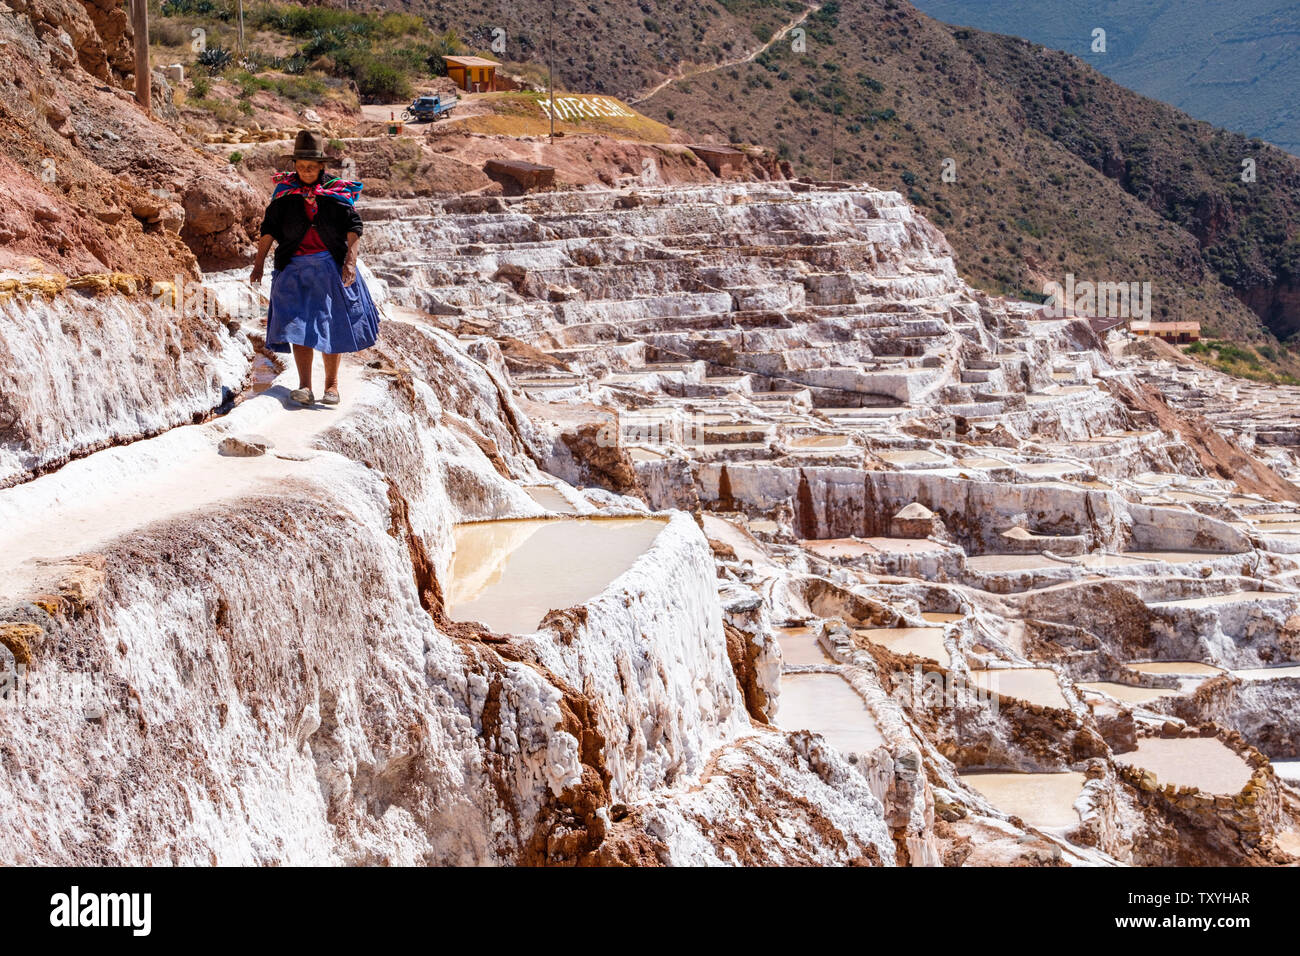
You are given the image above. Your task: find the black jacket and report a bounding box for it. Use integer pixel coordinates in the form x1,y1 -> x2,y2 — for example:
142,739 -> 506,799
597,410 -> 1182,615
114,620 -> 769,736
259,188 -> 363,273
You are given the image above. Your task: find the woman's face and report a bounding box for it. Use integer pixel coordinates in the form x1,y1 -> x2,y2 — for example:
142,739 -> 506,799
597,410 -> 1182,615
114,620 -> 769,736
295,160 -> 325,184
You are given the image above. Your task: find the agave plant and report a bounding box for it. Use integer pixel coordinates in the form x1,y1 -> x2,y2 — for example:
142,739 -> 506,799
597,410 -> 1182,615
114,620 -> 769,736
196,45 -> 234,71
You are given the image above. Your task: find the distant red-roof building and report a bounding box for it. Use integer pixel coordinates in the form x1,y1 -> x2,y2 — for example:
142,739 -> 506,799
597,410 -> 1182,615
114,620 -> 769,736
1130,320 -> 1200,344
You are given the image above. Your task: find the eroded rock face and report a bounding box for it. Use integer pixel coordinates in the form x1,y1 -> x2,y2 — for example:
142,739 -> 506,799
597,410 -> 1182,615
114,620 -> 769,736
0,0 -> 263,276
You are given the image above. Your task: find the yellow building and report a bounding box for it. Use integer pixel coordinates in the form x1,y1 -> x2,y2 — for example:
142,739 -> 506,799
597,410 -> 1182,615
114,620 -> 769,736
444,56 -> 501,92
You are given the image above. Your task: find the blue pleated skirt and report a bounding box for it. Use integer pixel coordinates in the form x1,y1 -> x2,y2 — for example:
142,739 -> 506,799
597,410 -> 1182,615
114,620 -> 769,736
266,251 -> 380,354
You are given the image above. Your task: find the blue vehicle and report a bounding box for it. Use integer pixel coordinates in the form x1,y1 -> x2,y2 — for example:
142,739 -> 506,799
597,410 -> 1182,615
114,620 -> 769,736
402,95 -> 458,122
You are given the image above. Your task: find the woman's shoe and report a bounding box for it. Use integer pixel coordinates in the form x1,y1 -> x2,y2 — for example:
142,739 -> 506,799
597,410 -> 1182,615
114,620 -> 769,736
290,387 -> 315,405
321,388 -> 341,406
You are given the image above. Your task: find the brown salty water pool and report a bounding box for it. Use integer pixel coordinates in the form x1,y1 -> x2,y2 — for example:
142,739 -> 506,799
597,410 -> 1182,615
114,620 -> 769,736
448,517 -> 668,634
777,672 -> 886,758
969,668 -> 1069,709
773,625 -> 833,666
1077,682 -> 1181,705
959,771 -> 1087,829
856,626 -> 950,666
1114,737 -> 1253,794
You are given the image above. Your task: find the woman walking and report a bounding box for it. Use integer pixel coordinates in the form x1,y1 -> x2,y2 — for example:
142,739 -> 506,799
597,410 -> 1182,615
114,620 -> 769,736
250,130 -> 380,406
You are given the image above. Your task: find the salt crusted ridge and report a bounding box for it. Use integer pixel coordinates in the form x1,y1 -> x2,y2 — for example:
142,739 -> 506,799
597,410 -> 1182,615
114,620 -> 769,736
2,180 -> 1299,865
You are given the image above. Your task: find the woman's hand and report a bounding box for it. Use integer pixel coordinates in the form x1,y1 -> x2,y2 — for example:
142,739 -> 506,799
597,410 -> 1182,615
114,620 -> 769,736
250,262 -> 264,283
341,259 -> 357,287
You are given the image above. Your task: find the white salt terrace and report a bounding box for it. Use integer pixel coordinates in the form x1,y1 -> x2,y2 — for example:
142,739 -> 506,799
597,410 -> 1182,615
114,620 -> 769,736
1149,590 -> 1294,610
960,772 -> 1087,829
447,517 -> 668,634
1114,737 -> 1254,794
1077,682 -> 1182,705
0,359 -> 371,605
356,183 -> 1300,861
777,672 -> 886,759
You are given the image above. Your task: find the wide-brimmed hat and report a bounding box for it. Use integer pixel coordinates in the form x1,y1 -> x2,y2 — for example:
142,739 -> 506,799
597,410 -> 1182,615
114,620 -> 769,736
280,129 -> 336,165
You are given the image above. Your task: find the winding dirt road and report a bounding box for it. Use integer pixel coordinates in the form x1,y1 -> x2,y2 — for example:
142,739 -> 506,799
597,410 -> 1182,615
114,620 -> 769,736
630,2 -> 822,106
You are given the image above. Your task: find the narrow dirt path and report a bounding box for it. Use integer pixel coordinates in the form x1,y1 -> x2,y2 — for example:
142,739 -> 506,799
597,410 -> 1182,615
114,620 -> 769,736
629,2 -> 822,106
0,358 -> 373,605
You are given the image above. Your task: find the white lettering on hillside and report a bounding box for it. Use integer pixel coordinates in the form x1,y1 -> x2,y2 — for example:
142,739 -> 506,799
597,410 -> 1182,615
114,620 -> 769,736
538,96 -> 635,121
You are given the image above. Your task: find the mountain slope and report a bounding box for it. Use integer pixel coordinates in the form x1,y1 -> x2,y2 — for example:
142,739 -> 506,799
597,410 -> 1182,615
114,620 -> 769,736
910,0 -> 1300,155
635,0 -> 1300,347
353,0 -> 812,99
334,0 -> 1300,353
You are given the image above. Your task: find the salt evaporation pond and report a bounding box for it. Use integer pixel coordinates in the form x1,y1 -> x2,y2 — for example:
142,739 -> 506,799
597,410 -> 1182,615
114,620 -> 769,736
921,612 -> 964,623
960,772 -> 1087,828
1077,682 -> 1181,704
969,668 -> 1069,709
878,449 -> 946,465
856,626 -> 950,666
1272,760 -> 1300,784
965,554 -> 1071,572
1122,551 -> 1229,564
778,673 -> 885,758
448,517 -> 667,634
1115,737 -> 1253,794
1151,590 -> 1291,609
523,486 -> 577,514
788,434 -> 852,449
1076,553 -> 1146,569
1128,661 -> 1224,677
773,625 -> 832,666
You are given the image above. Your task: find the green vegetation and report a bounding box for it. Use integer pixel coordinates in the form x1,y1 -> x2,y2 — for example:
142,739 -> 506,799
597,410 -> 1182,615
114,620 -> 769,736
196,45 -> 233,71
159,1 -> 468,102
1184,340 -> 1300,385
231,69 -> 327,104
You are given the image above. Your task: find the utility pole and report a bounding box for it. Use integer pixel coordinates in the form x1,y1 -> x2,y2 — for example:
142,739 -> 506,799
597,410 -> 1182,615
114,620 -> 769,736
829,103 -> 835,180
132,0 -> 150,114
547,0 -> 556,141
237,0 -> 245,58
